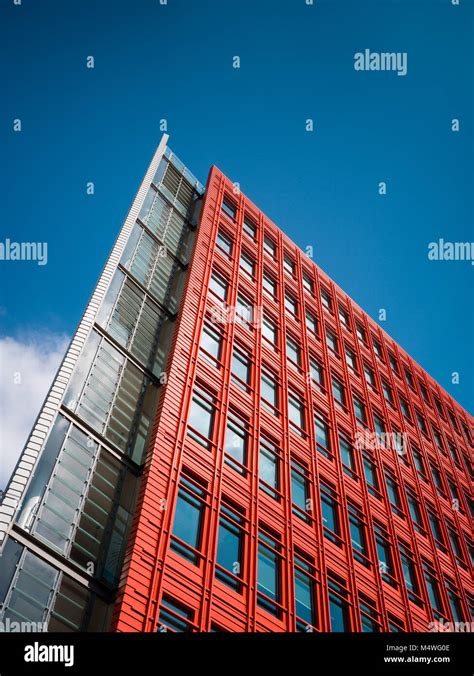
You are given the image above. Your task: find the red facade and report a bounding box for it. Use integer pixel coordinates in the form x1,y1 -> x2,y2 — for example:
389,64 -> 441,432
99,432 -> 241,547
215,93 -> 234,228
112,166 -> 473,633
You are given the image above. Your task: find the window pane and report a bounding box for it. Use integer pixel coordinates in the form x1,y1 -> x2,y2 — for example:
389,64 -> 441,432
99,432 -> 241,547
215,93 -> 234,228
329,594 -> 348,631
216,512 -> 243,590
216,231 -> 232,256
231,349 -> 250,386
224,417 -> 247,469
209,274 -> 227,301
259,441 -> 279,495
159,597 -> 193,632
261,372 -> 277,409
291,463 -> 308,514
257,539 -> 280,607
188,390 -> 214,446
200,324 -> 221,362
295,567 -> 314,625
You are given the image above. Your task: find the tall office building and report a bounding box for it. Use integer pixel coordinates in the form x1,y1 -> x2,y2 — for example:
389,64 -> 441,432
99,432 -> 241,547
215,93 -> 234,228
0,136 -> 472,633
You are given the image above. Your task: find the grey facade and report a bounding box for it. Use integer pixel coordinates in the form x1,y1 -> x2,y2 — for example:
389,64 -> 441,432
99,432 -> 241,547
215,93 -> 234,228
0,135 -> 203,631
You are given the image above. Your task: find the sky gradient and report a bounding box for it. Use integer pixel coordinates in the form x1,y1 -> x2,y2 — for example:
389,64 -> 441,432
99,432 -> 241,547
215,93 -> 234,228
1,0 -> 473,413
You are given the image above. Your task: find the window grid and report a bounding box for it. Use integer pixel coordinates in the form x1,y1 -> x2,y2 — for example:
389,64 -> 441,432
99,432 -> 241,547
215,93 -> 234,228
131,176 -> 472,634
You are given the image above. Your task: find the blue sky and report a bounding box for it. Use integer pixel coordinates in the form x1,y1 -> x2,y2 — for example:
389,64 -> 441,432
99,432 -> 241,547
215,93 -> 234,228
1,0 -> 473,413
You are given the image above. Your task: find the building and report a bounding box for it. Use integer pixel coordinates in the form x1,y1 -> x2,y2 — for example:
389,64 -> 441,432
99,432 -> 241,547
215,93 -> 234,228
0,135 -> 472,633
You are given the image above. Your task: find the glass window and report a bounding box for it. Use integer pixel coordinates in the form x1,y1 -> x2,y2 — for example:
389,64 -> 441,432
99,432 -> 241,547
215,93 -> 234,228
187,386 -> 215,447
385,473 -> 401,511
416,411 -> 427,435
445,581 -> 464,622
328,577 -> 349,631
448,409 -> 459,432
285,293 -> 298,316
430,463 -> 444,493
345,347 -> 357,371
374,525 -> 394,583
286,336 -> 300,366
364,364 -> 376,387
321,288 -> 332,311
158,597 -> 194,632
339,435 -> 355,473
306,312 -> 318,335
222,197 -> 236,220
382,381 -> 393,404
170,475 -> 206,564
315,416 -> 332,457
302,273 -> 313,293
356,323 -> 366,344
243,216 -> 256,239
412,446 -> 426,478
224,414 -> 248,472
432,427 -> 444,451
216,503 -> 245,591
284,255 -> 295,275
339,306 -> 349,327
291,459 -> 311,521
434,396 -> 444,418
262,315 -> 277,346
374,414 -> 386,441
200,323 -> 222,364
216,230 -> 232,257
389,353 -> 399,374
353,396 -> 367,424
261,370 -> 278,411
448,479 -> 460,505
236,294 -> 253,325
406,491 -> 424,531
288,393 -> 305,433
449,443 -> 460,466
326,329 -> 338,354
263,272 -> 277,297
423,564 -> 443,615
428,510 -> 444,546
348,503 -> 368,563
399,545 -> 420,601
309,357 -> 324,388
294,553 -> 316,629
0,539 -> 23,606
320,484 -> 340,543
263,235 -> 276,257
419,382 -> 430,404
257,530 -> 281,616
359,598 -> 379,632
332,377 -> 346,409
372,338 -> 383,361
447,525 -> 464,561
240,252 -> 254,277
259,437 -> 280,498
363,454 -> 379,495
405,369 -> 414,389
400,396 -> 411,420
388,615 -> 405,632
231,347 -> 251,388
461,422 -> 472,446
209,273 -> 228,302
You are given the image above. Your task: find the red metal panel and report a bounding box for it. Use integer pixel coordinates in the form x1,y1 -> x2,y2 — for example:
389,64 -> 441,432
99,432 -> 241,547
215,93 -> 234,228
112,165 -> 473,633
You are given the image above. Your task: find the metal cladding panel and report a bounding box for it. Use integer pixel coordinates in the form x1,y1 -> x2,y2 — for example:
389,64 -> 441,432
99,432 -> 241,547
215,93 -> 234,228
113,165 -> 472,633
0,135 -> 169,549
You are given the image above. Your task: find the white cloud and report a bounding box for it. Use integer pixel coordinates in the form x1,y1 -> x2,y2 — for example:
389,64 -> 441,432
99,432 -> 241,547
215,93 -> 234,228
0,332 -> 69,491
